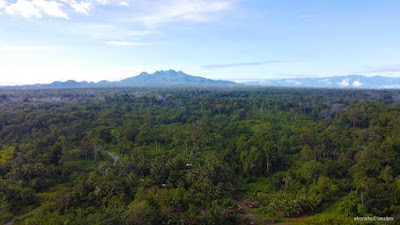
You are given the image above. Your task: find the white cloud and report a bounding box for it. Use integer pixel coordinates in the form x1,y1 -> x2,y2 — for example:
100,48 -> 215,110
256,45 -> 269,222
338,79 -> 349,87
119,1 -> 127,6
0,0 -> 6,8
3,0 -> 95,18
104,41 -> 148,46
5,0 -> 42,18
68,0 -> 91,15
139,0 -> 234,27
5,0 -> 68,19
1,0 -> 235,27
95,0 -> 108,5
0,0 -> 6,15
33,0 -> 68,18
352,80 -> 363,87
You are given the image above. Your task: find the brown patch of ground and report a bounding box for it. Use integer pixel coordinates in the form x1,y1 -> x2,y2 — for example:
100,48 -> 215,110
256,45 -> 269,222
232,198 -> 309,225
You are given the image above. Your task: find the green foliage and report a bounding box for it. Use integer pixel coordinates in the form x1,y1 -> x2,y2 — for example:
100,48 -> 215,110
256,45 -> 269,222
125,200 -> 160,225
301,214 -> 358,225
0,87 -> 399,224
0,194 -> 12,224
0,145 -> 14,164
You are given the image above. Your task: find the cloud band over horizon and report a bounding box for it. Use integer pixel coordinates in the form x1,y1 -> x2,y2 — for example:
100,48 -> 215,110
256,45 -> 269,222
201,60 -> 296,69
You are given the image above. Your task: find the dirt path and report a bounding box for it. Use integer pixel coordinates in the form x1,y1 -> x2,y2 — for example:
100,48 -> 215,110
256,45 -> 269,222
4,219 -> 14,225
4,207 -> 41,225
102,150 -> 120,165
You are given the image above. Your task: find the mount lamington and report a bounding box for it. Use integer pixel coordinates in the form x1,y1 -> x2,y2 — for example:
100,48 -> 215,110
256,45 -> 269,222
116,70 -> 236,86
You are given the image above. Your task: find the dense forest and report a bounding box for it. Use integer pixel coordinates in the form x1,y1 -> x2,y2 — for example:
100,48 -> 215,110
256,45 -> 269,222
0,87 -> 399,225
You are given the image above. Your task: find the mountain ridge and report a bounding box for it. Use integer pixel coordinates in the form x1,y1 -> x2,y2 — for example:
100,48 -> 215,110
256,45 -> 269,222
0,70 -> 237,89
3,72 -> 400,89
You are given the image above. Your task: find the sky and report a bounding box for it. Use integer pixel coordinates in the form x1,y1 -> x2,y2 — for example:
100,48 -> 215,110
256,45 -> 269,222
1,0 -> 400,85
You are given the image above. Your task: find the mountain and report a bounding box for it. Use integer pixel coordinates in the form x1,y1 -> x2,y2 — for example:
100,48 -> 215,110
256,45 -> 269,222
0,70 -> 236,89
244,75 -> 400,89
117,70 -> 236,86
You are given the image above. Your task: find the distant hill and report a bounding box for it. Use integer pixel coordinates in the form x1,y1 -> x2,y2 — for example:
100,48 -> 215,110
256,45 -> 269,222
48,80 -> 95,88
244,75 -> 400,89
0,70 -> 236,89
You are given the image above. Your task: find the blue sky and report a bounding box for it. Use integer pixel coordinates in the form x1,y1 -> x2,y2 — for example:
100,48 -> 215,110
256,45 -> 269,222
0,0 -> 400,85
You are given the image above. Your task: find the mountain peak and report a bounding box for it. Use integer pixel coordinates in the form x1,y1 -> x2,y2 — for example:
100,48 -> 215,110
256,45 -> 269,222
137,70 -> 184,76
153,69 -> 181,75
138,72 -> 150,76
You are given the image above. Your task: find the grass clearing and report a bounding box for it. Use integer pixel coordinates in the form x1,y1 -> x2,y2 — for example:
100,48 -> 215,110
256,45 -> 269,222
0,145 -> 14,164
297,196 -> 357,225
